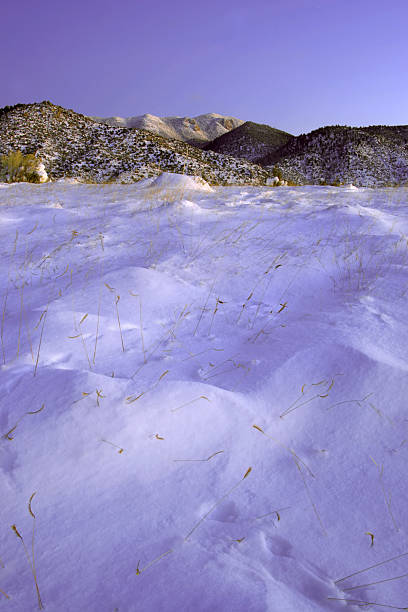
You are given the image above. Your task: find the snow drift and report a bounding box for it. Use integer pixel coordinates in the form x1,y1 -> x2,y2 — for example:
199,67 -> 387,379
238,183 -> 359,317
1,178 -> 408,611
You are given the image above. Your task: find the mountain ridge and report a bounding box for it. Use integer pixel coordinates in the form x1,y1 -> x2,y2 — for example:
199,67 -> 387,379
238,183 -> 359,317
0,101 -> 271,185
258,124 -> 408,186
90,112 -> 244,147
204,121 -> 294,162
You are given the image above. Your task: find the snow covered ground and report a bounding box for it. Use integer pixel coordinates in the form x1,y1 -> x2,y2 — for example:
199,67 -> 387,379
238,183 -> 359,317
1,175 -> 408,611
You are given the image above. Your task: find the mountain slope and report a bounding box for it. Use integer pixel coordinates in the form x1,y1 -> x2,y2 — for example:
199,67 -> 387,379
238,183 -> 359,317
258,125 -> 408,186
204,121 -> 294,162
90,112 -> 244,147
0,102 -> 271,185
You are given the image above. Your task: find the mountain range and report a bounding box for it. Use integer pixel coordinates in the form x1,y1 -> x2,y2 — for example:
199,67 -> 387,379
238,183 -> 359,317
90,112 -> 244,147
1,101 -> 407,186
0,102 -> 270,185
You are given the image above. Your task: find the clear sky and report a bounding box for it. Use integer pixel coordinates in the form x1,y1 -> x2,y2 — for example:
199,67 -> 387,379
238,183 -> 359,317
1,0 -> 407,135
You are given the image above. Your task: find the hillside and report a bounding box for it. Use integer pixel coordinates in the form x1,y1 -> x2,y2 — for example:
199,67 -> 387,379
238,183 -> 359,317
90,112 -> 244,147
258,125 -> 408,186
0,102 -> 272,185
204,121 -> 294,162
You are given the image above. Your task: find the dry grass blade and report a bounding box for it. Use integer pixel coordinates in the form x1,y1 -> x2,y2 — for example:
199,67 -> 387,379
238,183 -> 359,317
173,450 -> 224,462
252,425 -> 314,477
193,278 -> 217,337
33,310 -> 47,331
327,598 -> 408,610
370,459 -> 399,532
26,404 -> 45,416
115,295 -> 125,352
0,588 -> 10,599
55,263 -> 69,278
334,551 -> 408,584
184,467 -> 252,541
11,524 -> 22,540
365,531 -> 375,547
71,305 -> 92,370
4,403 -> 44,440
293,457 -> 326,535
171,395 -> 210,413
280,393 -> 323,418
139,299 -> 147,363
208,297 -> 225,336
136,549 -> 173,575
21,288 -> 34,363
327,392 -> 373,412
253,506 -> 291,521
16,283 -> 24,358
28,492 -> 37,518
344,571 -> 408,592
28,493 -> 43,610
280,377 -> 337,418
253,423 -> 323,531
11,494 -> 43,609
126,392 -> 145,403
4,424 -> 18,440
96,389 -> 105,407
34,305 -> 48,377
101,439 -> 124,454
93,283 -> 102,365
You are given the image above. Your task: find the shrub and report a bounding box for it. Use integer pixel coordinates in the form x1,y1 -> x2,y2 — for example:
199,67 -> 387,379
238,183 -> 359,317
272,165 -> 283,180
0,151 -> 47,183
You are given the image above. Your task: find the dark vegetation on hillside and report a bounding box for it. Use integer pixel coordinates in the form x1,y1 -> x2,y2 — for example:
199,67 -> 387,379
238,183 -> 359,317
204,121 -> 294,162
0,101 -> 273,185
257,124 -> 408,186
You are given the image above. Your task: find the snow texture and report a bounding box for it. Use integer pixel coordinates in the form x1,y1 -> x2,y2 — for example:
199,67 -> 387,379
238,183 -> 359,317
1,178 -> 408,611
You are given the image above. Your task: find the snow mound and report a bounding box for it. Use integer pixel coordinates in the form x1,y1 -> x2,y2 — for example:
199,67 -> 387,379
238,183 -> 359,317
55,177 -> 81,184
175,199 -> 205,213
150,172 -> 214,192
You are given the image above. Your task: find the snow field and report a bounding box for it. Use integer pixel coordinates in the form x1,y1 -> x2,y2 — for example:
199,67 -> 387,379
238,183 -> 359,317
1,178 -> 408,610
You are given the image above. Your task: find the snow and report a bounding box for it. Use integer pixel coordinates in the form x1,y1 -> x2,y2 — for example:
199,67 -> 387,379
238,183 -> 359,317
148,171 -> 214,193
1,178 -> 408,611
90,113 -> 244,145
35,163 -> 48,184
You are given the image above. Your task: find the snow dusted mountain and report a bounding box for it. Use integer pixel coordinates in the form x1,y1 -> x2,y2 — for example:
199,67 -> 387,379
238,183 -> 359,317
259,125 -> 408,186
204,121 -> 294,162
90,112 -> 244,147
0,102 -> 271,185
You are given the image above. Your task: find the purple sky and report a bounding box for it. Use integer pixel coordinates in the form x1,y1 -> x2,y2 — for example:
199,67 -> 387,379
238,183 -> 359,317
2,0 -> 407,135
